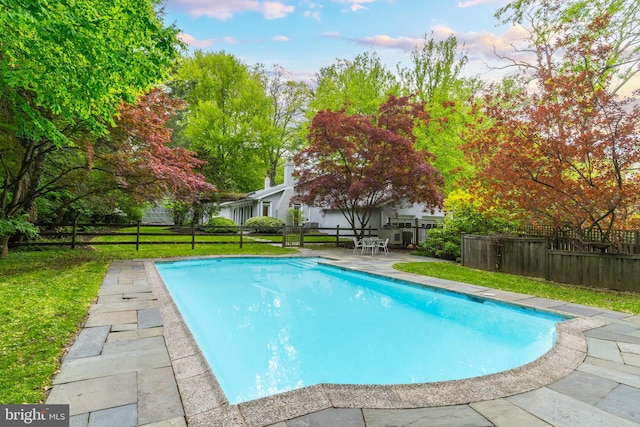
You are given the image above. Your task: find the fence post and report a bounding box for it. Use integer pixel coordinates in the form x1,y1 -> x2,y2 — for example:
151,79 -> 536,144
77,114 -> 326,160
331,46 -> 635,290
239,225 -> 243,248
71,218 -> 78,250
191,222 -> 195,250
368,226 -> 372,237
414,218 -> 419,246
136,220 -> 141,251
545,237 -> 551,281
335,225 -> 340,247
282,226 -> 286,248
299,225 -> 304,248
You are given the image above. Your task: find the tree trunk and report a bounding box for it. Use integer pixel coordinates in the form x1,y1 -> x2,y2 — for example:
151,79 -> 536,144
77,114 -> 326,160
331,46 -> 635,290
1,236 -> 9,258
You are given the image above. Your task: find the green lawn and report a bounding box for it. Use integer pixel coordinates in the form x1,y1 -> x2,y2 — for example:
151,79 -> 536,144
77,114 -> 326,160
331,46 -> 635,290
246,233 -> 350,244
0,234 -> 295,404
394,261 -> 640,315
0,249 -> 108,403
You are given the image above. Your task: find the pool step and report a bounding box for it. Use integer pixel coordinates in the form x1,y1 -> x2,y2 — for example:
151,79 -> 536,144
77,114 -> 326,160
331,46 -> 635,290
288,259 -> 318,269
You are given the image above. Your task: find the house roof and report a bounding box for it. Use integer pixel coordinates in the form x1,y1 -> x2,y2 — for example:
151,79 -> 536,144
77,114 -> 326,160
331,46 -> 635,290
219,183 -> 288,207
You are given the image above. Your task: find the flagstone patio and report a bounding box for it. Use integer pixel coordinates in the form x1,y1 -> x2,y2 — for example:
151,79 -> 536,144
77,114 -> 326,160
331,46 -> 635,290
47,249 -> 640,426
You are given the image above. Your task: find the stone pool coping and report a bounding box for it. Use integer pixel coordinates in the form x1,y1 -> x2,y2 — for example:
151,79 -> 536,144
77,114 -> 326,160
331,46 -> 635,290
146,254 -> 605,427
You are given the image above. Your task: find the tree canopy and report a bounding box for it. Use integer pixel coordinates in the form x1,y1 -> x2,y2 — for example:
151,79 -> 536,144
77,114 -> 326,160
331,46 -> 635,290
309,51 -> 399,117
171,51 -> 273,194
0,0 -> 190,256
398,33 -> 479,194
293,95 -> 444,238
0,0 -> 180,145
495,0 -> 640,95
261,66 -> 312,184
464,22 -> 640,244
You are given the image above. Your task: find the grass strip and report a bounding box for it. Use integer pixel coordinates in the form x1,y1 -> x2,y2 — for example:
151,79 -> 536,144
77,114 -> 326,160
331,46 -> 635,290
394,261 -> 640,315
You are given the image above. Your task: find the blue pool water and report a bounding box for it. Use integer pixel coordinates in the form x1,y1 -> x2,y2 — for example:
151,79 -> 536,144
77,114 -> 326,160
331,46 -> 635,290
155,257 -> 565,405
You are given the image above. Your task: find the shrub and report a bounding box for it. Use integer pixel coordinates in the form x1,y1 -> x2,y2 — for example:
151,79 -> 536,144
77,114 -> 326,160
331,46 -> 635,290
417,189 -> 512,262
287,208 -> 303,226
164,200 -> 189,225
419,227 -> 462,261
204,217 -> 238,234
245,216 -> 284,233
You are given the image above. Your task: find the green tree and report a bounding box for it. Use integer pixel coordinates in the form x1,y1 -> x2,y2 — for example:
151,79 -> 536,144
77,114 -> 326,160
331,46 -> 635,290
172,51 -> 272,194
419,190 -> 511,262
398,34 -> 479,194
261,66 -> 312,184
0,0 -> 182,256
398,33 -> 468,104
0,0 -> 179,146
309,51 -> 399,117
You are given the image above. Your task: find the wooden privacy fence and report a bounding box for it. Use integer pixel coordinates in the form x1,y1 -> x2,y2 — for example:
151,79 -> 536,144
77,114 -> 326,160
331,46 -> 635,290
461,234 -> 640,292
519,224 -> 640,254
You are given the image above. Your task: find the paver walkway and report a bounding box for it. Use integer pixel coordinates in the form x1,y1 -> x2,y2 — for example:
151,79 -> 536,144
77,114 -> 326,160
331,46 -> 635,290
47,249 -> 640,426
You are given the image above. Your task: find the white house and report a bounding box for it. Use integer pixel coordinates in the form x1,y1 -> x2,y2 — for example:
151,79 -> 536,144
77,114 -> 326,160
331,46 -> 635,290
219,162 -> 444,243
219,163 -> 297,226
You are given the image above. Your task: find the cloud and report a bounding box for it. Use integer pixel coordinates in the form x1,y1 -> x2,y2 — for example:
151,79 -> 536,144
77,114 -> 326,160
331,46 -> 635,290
273,35 -> 290,41
178,33 -> 239,48
263,1 -> 294,19
354,34 -> 422,51
445,24 -> 531,60
302,1 -> 322,20
321,31 -> 341,39
331,0 -> 375,12
458,0 -> 502,8
340,23 -> 534,77
304,10 -> 321,20
165,0 -> 294,20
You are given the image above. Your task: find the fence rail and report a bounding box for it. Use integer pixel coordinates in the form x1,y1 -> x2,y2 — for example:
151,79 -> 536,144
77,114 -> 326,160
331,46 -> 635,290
10,223 -> 390,251
11,221 -> 434,251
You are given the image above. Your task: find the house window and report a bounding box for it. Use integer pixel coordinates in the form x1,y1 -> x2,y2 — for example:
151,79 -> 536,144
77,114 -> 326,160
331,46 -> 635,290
262,202 -> 271,217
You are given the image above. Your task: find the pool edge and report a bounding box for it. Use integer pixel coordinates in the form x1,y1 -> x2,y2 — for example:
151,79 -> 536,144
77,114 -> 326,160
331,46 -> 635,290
144,256 -> 608,427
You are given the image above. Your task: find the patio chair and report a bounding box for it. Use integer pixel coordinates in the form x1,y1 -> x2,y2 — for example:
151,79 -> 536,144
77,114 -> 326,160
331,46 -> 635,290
361,237 -> 378,255
377,238 -> 389,255
352,237 -> 364,254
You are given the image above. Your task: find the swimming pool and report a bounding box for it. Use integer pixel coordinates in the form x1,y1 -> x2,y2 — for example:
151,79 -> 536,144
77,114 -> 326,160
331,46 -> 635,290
155,257 -> 566,405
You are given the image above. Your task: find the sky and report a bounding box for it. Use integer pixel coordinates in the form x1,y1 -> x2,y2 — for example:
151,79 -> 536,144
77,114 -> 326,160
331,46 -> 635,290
161,0 -> 520,84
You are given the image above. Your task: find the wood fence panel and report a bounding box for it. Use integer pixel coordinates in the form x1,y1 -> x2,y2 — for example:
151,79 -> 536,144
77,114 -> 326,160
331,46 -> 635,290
462,235 -> 640,292
461,235 -> 497,271
548,252 -> 640,292
501,238 -> 547,279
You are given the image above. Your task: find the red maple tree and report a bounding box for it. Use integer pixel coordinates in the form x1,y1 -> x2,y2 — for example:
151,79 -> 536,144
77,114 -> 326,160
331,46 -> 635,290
99,88 -> 215,204
464,25 -> 640,245
293,95 -> 444,238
